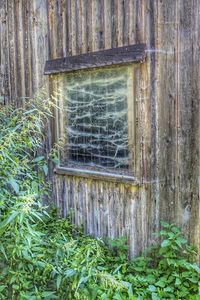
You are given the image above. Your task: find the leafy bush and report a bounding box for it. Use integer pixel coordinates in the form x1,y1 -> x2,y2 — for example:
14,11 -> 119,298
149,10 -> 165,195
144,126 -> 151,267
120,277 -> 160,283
0,98 -> 199,299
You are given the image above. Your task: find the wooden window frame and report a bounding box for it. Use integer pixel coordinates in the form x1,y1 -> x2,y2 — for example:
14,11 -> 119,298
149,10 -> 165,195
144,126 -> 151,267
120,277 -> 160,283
45,44 -> 146,184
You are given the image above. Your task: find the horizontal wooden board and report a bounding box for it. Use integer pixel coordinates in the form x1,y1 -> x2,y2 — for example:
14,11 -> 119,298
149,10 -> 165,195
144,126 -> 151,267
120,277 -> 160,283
55,166 -> 139,185
44,43 -> 146,74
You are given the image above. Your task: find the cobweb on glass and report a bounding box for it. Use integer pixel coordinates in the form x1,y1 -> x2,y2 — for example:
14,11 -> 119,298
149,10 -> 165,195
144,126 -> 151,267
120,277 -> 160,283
62,66 -> 129,171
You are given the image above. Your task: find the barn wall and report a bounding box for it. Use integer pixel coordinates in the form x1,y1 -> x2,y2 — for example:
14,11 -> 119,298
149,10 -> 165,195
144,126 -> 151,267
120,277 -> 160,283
0,0 -> 49,105
0,0 -> 199,260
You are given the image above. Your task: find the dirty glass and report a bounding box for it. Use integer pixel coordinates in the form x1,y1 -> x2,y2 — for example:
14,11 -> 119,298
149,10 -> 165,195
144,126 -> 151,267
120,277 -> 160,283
61,66 -> 130,170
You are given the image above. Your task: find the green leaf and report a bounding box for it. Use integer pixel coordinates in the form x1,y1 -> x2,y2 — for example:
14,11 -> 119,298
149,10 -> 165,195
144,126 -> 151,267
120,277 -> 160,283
0,210 -> 18,233
52,157 -> 59,164
161,239 -> 171,247
30,211 -> 43,222
43,164 -> 48,176
160,221 -> 170,228
114,293 -> 123,300
0,285 -> 6,292
64,269 -> 76,277
41,291 -> 56,298
193,265 -> 200,273
13,284 -> 19,290
36,261 -> 46,268
164,287 -> 173,292
26,172 -> 33,179
32,156 -> 44,163
148,285 -> 156,292
159,230 -> 168,236
23,108 -> 38,115
101,294 -> 108,300
175,278 -> 181,285
77,276 -> 89,290
8,178 -> 19,194
152,293 -> 160,300
10,275 -> 17,284
156,279 -> 165,288
175,236 -> 187,247
188,277 -> 198,283
0,244 -> 8,260
128,284 -> 134,297
56,275 -> 62,289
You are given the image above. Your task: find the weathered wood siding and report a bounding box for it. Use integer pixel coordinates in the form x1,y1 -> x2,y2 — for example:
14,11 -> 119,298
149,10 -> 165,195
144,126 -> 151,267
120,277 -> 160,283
55,177 -> 147,257
0,0 -> 49,105
0,0 -> 199,260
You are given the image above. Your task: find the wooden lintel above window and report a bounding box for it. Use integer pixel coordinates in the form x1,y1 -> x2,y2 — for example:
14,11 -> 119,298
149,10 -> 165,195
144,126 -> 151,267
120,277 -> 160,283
44,43 -> 146,75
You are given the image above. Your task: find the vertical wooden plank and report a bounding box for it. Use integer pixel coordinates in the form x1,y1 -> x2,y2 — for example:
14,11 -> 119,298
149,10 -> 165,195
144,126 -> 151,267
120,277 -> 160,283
138,0 -> 159,243
70,177 -> 75,223
73,177 -> 77,224
22,1 -> 33,97
189,0 -> 200,262
60,0 -> 67,57
127,190 -> 137,257
176,0 -> 200,257
111,0 -> 118,48
6,1 -> 14,101
104,0 -> 112,49
75,0 -> 81,55
78,0 -> 86,54
156,0 -> 178,225
0,0 -> 9,104
127,66 -> 135,173
14,0 -> 25,105
95,181 -> 101,235
99,182 -> 105,237
102,181 -> 108,237
117,0 -> 123,47
31,0 -> 49,91
47,0 -> 57,59
64,0 -> 71,56
56,0 -> 65,57
79,180 -> 84,227
108,183 -> 113,238
122,0 -> 129,45
70,0 -> 77,55
63,177 -> 69,218
128,0 -> 137,44
85,0 -> 92,52
90,180 -> 97,235
92,0 -> 104,51
92,180 -> 97,236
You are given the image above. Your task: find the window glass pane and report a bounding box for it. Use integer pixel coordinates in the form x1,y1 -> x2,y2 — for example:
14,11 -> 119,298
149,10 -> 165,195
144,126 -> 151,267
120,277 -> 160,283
61,66 -> 130,170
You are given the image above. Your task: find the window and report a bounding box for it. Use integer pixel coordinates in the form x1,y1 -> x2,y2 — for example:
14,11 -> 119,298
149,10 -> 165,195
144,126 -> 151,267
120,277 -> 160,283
57,65 -> 136,175
45,44 -> 146,179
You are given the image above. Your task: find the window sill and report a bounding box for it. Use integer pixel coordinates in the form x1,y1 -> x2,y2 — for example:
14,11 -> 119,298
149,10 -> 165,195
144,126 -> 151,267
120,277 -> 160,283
54,166 -> 140,186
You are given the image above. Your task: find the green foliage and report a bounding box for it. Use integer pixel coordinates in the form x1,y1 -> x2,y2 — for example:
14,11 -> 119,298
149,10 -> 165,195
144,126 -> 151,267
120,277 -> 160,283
0,99 -> 199,299
126,222 -> 200,299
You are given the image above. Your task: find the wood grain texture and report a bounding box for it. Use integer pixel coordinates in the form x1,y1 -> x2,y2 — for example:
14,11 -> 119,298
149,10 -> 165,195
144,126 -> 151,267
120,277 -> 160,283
54,174 -> 147,257
44,43 -> 146,74
55,166 -> 139,185
0,1 -> 8,104
0,0 -> 199,261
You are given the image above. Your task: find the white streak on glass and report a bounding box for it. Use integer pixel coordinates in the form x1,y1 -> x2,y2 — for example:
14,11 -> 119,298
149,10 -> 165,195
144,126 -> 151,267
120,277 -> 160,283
62,67 -> 129,170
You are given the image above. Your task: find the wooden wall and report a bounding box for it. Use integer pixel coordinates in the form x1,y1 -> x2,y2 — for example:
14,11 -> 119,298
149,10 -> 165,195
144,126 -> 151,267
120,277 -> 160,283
0,0 -> 199,260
